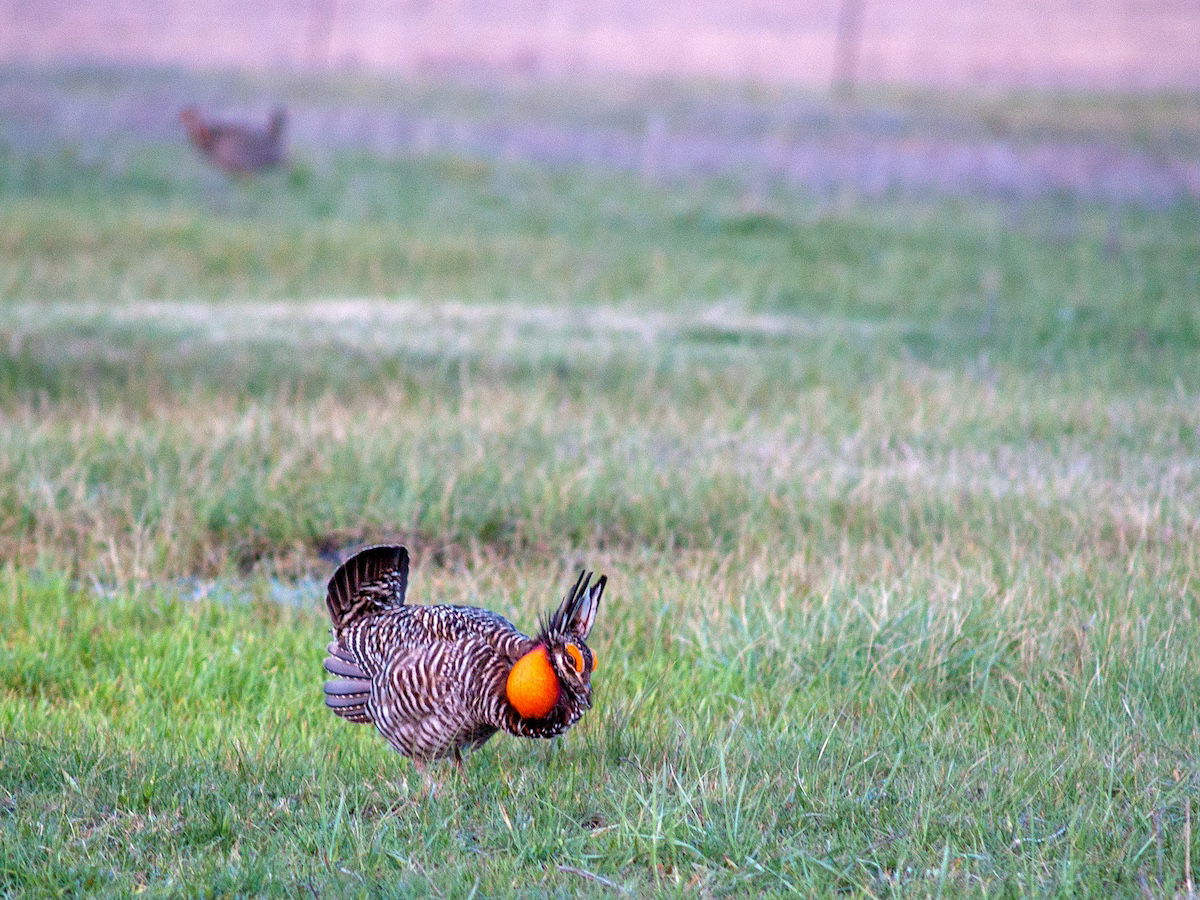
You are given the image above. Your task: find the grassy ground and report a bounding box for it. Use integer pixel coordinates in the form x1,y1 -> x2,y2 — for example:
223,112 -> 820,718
1,73 -> 1199,894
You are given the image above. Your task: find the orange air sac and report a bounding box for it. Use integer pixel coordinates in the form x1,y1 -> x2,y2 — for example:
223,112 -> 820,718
506,646 -> 560,719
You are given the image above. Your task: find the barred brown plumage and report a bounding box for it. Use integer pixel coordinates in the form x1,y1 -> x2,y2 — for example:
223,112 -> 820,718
322,545 -> 605,766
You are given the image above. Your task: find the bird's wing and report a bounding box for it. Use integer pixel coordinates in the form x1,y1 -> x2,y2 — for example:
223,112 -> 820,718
368,643 -> 477,759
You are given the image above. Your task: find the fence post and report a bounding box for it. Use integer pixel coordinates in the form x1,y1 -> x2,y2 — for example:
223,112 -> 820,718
832,0 -> 866,99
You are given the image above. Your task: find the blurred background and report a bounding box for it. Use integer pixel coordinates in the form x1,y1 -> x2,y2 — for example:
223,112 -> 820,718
1,0 -> 1197,580
2,0 -> 1198,208
4,0 -> 1200,88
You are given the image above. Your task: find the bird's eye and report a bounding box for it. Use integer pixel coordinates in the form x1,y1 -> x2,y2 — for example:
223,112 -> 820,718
565,643 -> 585,674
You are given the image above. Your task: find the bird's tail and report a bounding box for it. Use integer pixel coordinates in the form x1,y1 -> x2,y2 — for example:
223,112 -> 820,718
267,106 -> 287,142
325,544 -> 409,630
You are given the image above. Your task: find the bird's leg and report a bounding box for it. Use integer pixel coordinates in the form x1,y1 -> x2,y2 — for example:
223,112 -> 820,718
411,758 -> 440,799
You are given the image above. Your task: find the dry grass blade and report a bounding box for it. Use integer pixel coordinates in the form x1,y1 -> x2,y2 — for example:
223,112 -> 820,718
556,865 -> 628,894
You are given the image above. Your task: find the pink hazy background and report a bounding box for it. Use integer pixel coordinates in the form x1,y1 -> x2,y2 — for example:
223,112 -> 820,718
3,0 -> 1198,90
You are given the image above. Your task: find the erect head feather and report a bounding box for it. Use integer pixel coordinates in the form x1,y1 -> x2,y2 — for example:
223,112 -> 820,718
539,569 -> 605,644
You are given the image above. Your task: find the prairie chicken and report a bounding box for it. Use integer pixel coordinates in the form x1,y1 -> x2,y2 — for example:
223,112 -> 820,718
322,545 -> 605,766
180,106 -> 287,174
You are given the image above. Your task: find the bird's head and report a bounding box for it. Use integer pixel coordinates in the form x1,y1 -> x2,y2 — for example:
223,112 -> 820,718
179,106 -> 215,149
505,570 -> 605,721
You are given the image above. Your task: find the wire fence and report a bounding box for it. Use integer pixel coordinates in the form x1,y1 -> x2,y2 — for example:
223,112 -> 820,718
1,0 -> 1197,92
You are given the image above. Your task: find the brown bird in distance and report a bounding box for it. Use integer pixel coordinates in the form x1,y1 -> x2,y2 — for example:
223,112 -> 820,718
179,105 -> 287,174
323,545 -> 605,772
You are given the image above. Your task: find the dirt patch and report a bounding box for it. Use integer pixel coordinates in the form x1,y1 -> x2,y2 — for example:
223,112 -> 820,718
226,528 -> 542,582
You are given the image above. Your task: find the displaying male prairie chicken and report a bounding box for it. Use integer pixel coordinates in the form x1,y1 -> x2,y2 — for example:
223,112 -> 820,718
179,105 -> 287,174
323,545 -> 605,767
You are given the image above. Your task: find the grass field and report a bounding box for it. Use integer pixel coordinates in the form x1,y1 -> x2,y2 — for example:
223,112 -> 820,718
1,70 -> 1199,894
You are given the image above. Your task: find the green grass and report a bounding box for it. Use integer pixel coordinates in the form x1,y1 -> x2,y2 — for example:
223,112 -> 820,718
3,555 -> 1198,893
1,71 -> 1199,894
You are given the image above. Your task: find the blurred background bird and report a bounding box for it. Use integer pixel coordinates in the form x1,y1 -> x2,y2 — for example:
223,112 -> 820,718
323,545 -> 605,771
179,105 -> 287,174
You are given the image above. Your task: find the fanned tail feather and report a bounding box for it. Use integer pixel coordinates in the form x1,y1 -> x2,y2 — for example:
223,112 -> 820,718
325,544 -> 409,630
323,546 -> 406,726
